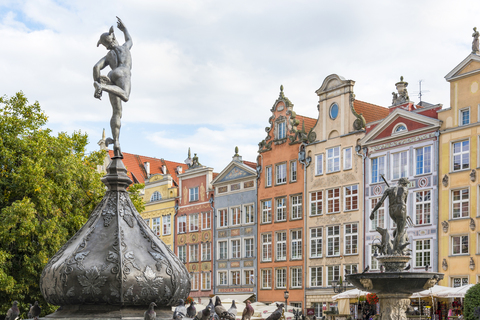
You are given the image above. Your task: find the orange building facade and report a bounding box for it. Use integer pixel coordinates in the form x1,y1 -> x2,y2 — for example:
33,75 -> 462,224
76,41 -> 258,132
257,86 -> 316,308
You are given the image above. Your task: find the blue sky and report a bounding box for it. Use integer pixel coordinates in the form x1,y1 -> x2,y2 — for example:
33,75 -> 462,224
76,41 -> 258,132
0,0 -> 479,171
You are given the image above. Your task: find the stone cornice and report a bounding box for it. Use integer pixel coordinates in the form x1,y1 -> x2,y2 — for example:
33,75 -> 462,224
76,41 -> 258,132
368,132 -> 436,152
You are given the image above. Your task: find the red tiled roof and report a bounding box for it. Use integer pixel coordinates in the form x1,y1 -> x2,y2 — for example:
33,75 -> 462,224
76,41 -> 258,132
107,150 -> 188,185
243,161 -> 257,170
296,115 -> 317,132
353,100 -> 389,124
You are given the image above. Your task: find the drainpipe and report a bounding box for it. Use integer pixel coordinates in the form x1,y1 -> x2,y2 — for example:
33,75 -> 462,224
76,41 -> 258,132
356,145 -> 367,270
434,130 -> 440,273
209,195 -> 215,297
299,143 -> 311,313
255,154 -> 263,301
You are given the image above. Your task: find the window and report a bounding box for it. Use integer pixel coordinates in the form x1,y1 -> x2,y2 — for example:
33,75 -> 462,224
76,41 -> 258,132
452,277 -> 469,288
276,232 -> 287,261
416,146 -> 432,175
231,271 -> 241,285
344,223 -> 358,255
150,191 -> 162,202
276,163 -> 287,185
327,266 -> 340,286
244,270 -> 254,285
291,230 -> 302,259
277,121 -> 286,139
310,191 -> 323,216
219,209 -> 228,227
327,226 -> 340,256
162,216 -> 171,235
327,188 -> 340,214
344,265 -> 357,286
244,204 -> 254,224
245,238 -> 254,258
291,195 -> 302,220
201,272 -> 211,290
262,233 -> 272,262
231,239 -> 241,258
291,267 -> 302,288
371,156 -> 385,183
189,244 -> 199,262
276,197 -> 287,221
312,303 -> 324,318
394,124 -> 407,133
290,160 -> 297,182
189,213 -> 199,232
262,200 -> 272,223
177,216 -> 186,233
370,198 -> 385,230
218,241 -> 228,260
189,187 -> 199,202
452,189 -> 469,218
453,140 -> 470,171
152,217 -> 161,236
177,245 -> 186,263
191,273 -> 199,290
415,190 -> 431,225
276,268 -> 287,288
415,239 -> 431,268
330,103 -> 339,119
202,212 -> 211,230
392,151 -> 408,180
261,269 -> 272,289
218,271 -> 227,286
344,147 -> 352,170
231,207 -> 241,226
370,246 -> 379,270
197,242 -> 210,261
310,267 -> 323,287
315,154 -> 323,175
327,147 -> 340,173
265,166 -> 272,187
460,108 -> 470,126
452,235 -> 469,255
310,227 -> 323,258
344,185 -> 358,211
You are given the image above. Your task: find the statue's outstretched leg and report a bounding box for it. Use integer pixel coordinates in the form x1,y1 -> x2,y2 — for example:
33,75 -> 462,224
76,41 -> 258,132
109,94 -> 123,158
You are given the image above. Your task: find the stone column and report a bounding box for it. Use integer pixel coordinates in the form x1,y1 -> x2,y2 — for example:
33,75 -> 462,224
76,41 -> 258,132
378,294 -> 410,320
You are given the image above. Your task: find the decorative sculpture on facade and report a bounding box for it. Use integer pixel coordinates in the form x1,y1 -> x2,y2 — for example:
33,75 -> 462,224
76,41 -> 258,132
473,27 -> 479,54
441,221 -> 449,233
93,17 -> 132,158
442,259 -> 448,271
470,218 -> 476,231
391,76 -> 410,106
349,93 -> 366,130
442,174 -> 449,187
470,169 -> 476,182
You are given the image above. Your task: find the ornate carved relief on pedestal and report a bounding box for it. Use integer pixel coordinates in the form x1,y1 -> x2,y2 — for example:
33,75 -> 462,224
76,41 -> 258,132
442,259 -> 448,271
441,221 -> 449,233
379,296 -> 410,320
360,278 -> 373,291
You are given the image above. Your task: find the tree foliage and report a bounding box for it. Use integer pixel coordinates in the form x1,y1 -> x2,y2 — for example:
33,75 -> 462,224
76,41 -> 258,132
0,92 -> 143,317
464,283 -> 480,320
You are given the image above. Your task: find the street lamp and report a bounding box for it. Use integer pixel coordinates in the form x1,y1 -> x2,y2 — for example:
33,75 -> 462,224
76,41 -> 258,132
331,277 -> 348,293
284,290 -> 289,309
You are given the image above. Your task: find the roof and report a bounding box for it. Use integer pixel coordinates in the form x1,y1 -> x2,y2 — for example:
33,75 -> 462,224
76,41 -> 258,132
295,114 -> 317,132
212,172 -> 219,180
107,150 -> 188,185
243,161 -> 257,170
353,99 -> 389,123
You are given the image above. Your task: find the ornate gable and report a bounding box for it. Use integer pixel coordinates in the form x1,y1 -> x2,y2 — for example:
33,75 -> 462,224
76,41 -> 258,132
445,53 -> 480,82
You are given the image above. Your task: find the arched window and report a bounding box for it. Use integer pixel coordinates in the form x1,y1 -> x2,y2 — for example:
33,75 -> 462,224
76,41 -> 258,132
393,123 -> 407,134
150,191 -> 162,202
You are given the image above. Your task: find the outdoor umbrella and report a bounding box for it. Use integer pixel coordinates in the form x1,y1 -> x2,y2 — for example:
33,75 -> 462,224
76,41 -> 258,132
332,288 -> 369,301
435,284 -> 475,298
410,285 -> 451,298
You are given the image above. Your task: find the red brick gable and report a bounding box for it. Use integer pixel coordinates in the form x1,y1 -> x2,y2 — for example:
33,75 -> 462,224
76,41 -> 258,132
373,117 -> 431,140
107,150 -> 188,185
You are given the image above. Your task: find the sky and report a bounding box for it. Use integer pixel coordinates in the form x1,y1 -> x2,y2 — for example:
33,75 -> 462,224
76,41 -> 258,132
0,0 -> 479,171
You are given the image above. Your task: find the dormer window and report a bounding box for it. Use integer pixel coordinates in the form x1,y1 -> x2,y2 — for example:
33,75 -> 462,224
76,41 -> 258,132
276,121 -> 286,139
393,123 -> 407,134
329,103 -> 339,120
150,191 -> 162,202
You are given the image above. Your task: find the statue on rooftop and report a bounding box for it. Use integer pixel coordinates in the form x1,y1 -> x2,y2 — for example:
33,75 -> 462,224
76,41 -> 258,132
473,27 -> 479,54
93,16 -> 132,158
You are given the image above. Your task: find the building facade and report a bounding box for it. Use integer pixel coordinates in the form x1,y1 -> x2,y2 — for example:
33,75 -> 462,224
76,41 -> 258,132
361,78 -> 442,277
257,86 -> 316,309
212,148 -> 258,297
438,51 -> 480,286
176,154 -> 216,302
305,74 -> 388,317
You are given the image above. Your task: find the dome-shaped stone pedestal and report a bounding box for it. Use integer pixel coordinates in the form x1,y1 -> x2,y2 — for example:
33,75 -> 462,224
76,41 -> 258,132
40,158 -> 190,319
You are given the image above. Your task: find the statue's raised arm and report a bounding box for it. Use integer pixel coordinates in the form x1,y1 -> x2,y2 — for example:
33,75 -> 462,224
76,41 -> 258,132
93,17 -> 133,158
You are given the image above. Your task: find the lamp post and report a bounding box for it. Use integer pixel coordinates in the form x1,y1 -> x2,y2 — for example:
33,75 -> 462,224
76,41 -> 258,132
331,277 -> 348,294
284,290 -> 289,310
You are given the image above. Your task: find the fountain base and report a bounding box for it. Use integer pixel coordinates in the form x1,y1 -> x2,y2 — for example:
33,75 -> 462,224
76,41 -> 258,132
377,293 -> 410,320
43,305 -> 173,320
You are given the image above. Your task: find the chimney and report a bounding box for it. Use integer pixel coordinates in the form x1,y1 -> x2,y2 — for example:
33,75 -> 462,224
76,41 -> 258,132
162,165 -> 167,174
144,162 -> 150,177
177,166 -> 183,174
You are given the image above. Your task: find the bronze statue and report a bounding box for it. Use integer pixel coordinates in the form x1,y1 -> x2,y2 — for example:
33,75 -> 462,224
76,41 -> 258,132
370,176 -> 411,255
93,17 -> 132,158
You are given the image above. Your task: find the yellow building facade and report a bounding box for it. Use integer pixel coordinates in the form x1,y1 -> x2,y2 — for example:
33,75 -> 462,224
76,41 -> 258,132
438,52 -> 480,286
142,173 -> 178,250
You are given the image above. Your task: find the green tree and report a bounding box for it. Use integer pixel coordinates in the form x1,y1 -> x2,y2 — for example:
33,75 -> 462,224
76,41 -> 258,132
0,92 -> 143,317
464,283 -> 480,320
